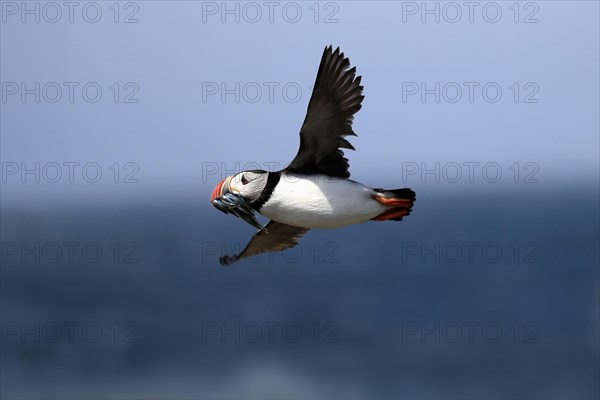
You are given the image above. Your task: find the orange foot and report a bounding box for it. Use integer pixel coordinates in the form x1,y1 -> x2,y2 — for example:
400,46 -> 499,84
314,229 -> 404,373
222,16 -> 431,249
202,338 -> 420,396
371,208 -> 410,221
371,194 -> 413,208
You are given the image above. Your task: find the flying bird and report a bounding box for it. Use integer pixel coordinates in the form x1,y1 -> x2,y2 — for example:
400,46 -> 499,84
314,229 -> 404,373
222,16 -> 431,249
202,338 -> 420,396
210,46 -> 415,265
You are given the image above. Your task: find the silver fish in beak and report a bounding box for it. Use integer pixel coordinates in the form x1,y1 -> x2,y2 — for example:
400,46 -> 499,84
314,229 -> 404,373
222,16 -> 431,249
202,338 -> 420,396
210,178 -> 267,231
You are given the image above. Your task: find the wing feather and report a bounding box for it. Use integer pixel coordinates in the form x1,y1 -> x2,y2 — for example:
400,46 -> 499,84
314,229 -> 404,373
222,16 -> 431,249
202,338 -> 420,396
285,46 -> 364,178
219,221 -> 309,266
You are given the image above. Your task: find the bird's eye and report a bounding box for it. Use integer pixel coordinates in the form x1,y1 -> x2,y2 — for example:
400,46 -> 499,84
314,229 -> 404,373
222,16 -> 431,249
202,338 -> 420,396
241,175 -> 248,185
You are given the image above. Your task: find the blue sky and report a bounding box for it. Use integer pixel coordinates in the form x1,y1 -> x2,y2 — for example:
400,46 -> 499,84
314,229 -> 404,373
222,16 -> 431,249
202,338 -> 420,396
1,1 -> 598,206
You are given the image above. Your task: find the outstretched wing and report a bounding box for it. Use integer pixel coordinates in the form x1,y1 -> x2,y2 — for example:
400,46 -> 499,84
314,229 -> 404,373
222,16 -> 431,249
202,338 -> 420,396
219,221 -> 309,266
285,46 -> 364,179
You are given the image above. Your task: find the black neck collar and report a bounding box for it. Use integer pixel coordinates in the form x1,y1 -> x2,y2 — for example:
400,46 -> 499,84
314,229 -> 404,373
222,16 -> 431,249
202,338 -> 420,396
250,171 -> 281,211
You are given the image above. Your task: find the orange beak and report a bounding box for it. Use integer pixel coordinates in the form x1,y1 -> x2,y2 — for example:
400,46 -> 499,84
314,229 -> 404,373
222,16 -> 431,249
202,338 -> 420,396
210,177 -> 230,203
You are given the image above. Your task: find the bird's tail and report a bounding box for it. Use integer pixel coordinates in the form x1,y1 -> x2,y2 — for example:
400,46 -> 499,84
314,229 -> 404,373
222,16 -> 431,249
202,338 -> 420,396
370,188 -> 416,221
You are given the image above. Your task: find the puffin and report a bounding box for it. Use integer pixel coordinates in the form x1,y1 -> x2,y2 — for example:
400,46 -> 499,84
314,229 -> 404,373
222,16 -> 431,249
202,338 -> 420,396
210,46 -> 416,265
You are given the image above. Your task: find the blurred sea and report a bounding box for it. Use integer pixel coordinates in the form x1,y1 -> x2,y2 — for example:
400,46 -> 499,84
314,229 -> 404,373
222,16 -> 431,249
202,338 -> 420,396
1,186 -> 598,399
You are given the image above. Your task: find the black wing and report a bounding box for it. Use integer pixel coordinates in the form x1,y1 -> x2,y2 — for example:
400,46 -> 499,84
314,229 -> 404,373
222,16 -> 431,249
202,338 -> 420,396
219,221 -> 309,266
285,46 -> 364,179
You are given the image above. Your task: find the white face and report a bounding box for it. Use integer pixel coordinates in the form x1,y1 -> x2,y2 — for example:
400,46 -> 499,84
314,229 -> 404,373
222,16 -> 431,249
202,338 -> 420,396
228,170 -> 268,201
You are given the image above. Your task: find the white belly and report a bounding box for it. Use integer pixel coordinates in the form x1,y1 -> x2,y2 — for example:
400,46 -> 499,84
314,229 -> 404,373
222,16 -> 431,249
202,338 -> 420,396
259,174 -> 385,229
